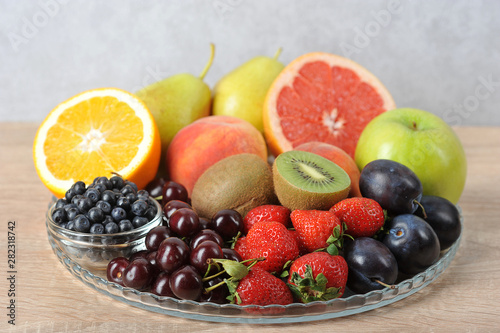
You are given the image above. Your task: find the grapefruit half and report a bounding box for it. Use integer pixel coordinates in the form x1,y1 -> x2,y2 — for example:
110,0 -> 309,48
263,52 -> 396,158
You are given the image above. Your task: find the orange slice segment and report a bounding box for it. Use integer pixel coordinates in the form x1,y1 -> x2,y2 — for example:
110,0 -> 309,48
33,88 -> 161,198
263,52 -> 396,158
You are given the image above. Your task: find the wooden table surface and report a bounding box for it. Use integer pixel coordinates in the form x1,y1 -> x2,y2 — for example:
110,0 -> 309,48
1,123 -> 499,332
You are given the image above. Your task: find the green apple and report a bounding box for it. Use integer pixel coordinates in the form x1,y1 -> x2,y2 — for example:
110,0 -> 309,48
354,108 -> 467,204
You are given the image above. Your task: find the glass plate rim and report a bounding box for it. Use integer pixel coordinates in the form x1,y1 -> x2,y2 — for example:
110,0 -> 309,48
47,205 -> 463,324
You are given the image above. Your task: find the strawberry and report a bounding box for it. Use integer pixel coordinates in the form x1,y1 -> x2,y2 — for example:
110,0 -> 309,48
290,210 -> 343,254
243,205 -> 291,234
330,197 -> 385,238
288,229 -> 308,255
230,267 -> 293,311
246,221 -> 299,273
287,252 -> 348,302
233,236 -> 249,260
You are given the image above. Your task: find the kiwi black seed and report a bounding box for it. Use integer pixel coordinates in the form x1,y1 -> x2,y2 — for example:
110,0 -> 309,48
272,150 -> 351,210
191,153 -> 277,219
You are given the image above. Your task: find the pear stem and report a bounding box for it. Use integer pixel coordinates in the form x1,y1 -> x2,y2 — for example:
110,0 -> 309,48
199,43 -> 215,80
273,47 -> 283,60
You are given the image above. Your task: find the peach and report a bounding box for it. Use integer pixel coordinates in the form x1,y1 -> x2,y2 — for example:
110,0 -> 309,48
166,115 -> 268,195
295,141 -> 361,197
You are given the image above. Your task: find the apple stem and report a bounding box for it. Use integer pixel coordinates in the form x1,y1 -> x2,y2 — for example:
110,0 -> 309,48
199,43 -> 215,80
273,47 -> 283,60
412,121 -> 418,130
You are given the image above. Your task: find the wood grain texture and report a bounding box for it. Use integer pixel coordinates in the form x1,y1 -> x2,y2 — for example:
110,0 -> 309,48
1,123 -> 499,332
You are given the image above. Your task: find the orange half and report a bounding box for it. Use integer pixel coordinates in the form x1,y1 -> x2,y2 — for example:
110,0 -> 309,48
263,52 -> 396,158
33,88 -> 161,198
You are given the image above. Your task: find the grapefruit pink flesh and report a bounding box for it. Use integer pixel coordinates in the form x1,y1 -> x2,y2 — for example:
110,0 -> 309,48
264,53 -> 396,158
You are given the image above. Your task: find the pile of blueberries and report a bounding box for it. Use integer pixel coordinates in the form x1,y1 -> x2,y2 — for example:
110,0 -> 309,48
51,176 -> 158,234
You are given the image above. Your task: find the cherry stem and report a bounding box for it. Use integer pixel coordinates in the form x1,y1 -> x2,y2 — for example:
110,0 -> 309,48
202,257 -> 265,282
202,268 -> 226,282
199,43 -> 215,80
246,257 -> 266,269
204,279 -> 227,294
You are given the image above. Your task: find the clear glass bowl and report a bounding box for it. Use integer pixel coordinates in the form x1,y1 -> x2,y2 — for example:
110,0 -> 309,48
47,204 -> 463,324
46,198 -> 163,271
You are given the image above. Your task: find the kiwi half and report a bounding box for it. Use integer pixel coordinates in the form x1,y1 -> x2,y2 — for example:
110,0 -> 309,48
272,150 -> 351,210
191,153 -> 277,219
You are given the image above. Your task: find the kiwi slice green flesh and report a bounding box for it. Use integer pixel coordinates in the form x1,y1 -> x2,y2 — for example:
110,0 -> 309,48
273,150 -> 351,210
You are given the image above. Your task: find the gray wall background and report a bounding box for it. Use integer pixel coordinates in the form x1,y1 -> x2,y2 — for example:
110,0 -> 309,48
1,0 -> 498,126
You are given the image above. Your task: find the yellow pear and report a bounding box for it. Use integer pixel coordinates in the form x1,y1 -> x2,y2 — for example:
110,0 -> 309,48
212,49 -> 285,132
136,44 -> 215,155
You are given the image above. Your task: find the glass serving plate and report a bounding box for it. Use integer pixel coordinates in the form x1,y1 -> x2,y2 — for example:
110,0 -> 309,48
46,206 -> 463,324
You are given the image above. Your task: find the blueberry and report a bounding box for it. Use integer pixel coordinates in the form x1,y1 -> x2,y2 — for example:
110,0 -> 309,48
131,199 -> 148,217
121,184 -> 136,196
96,176 -> 112,190
110,176 -> 125,190
55,198 -> 67,209
90,223 -> 105,234
132,216 -> 149,228
119,219 -> 133,232
126,192 -> 138,203
111,207 -> 128,222
63,203 -> 78,212
87,207 -> 105,224
95,183 -> 109,193
96,200 -> 112,214
105,222 -> 119,234
84,188 -> 101,203
116,197 -> 131,211
145,207 -> 157,221
72,181 -> 86,195
65,221 -> 75,230
101,190 -> 117,205
126,181 -> 138,192
65,188 -> 77,202
52,208 -> 67,225
76,196 -> 93,213
71,194 -> 84,205
102,215 -> 114,226
66,207 -> 79,221
74,215 -> 91,233
137,190 -> 149,201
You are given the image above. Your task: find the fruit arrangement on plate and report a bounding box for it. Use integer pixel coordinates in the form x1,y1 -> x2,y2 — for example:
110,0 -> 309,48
35,46 -> 466,320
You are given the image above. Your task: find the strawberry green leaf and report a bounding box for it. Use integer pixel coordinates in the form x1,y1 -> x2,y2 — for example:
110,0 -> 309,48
287,265 -> 342,303
225,278 -> 242,304
326,243 -> 339,256
333,225 -> 341,238
210,259 -> 249,280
